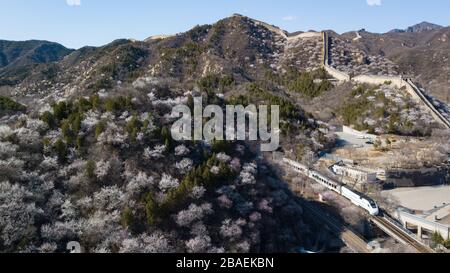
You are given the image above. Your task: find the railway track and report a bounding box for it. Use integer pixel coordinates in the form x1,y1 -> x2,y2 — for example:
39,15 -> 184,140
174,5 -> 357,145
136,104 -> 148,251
283,159 -> 435,253
301,200 -> 370,253
370,216 -> 434,253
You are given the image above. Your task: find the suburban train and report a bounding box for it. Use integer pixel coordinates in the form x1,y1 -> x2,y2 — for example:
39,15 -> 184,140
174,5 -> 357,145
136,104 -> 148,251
283,158 -> 379,216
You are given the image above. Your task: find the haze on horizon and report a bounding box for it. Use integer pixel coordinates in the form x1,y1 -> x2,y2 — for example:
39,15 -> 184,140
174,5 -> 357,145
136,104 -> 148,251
0,0 -> 448,49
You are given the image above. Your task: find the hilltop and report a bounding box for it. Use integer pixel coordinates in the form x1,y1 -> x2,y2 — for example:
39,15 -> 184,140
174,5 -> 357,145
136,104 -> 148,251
342,24 -> 450,102
0,40 -> 73,86
389,21 -> 444,33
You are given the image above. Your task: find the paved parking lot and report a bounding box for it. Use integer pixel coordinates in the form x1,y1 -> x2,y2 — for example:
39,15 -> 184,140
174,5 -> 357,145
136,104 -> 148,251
335,131 -> 375,148
382,186 -> 450,211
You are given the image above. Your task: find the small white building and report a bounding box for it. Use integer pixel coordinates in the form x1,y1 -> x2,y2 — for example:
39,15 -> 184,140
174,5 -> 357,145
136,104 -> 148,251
331,163 -> 377,184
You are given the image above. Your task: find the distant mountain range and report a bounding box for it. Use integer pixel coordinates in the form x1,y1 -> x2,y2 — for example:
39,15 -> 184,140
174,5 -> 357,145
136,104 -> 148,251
0,18 -> 448,101
0,40 -> 73,86
0,40 -> 73,69
344,22 -> 449,101
389,21 -> 444,33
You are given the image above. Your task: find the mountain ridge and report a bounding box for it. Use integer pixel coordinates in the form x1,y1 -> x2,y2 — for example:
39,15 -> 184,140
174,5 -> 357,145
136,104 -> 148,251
0,15 -> 448,101
0,40 -> 73,69
389,21 -> 444,33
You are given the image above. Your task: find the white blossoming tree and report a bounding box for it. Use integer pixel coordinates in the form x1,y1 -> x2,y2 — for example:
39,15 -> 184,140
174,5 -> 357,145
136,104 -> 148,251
0,181 -> 42,248
175,158 -> 194,174
158,173 -> 179,192
174,144 -> 190,156
95,160 -> 111,180
175,203 -> 213,227
143,145 -> 166,160
119,232 -> 174,253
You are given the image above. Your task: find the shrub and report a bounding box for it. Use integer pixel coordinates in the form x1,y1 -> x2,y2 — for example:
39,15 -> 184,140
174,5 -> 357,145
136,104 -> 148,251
432,231 -> 445,246
121,207 -> 134,229
92,78 -> 113,92
52,101 -> 69,123
55,139 -> 67,163
197,74 -> 235,94
104,96 -> 133,115
85,160 -> 96,179
145,193 -> 158,226
95,121 -> 107,139
282,68 -> 333,98
125,115 -> 142,143
40,111 -> 56,129
0,96 -> 26,116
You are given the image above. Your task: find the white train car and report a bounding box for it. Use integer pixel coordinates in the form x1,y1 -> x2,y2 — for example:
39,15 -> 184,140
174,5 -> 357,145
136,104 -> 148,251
283,157 -> 379,216
341,186 -> 379,216
308,171 -> 341,194
283,158 -> 309,175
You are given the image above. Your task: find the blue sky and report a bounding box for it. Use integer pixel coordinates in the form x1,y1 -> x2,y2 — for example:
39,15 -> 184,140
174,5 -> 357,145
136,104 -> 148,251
0,0 -> 448,49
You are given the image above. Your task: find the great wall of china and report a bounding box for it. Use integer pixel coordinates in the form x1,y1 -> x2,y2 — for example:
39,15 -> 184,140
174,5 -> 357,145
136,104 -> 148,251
321,32 -> 450,129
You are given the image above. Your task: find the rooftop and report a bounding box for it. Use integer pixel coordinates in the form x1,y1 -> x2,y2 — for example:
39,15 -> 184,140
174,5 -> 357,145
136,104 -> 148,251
383,185 -> 450,212
425,204 -> 450,226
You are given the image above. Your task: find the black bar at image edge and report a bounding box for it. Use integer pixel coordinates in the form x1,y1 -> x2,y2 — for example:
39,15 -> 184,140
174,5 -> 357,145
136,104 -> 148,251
0,253 -> 444,272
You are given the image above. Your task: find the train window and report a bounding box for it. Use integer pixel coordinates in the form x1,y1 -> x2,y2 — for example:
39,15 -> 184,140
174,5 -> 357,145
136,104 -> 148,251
369,200 -> 377,208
